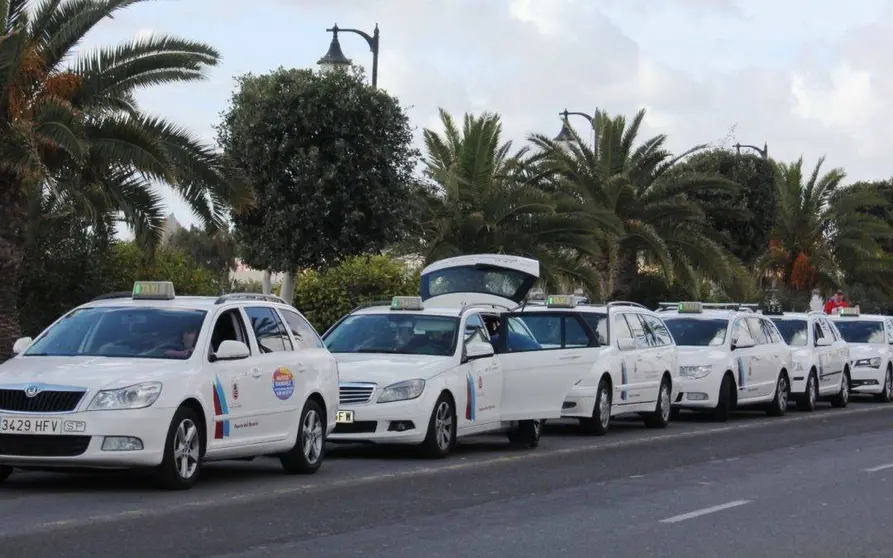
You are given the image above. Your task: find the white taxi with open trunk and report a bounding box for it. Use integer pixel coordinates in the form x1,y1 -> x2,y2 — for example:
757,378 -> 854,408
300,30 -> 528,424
828,307 -> 893,401
321,254 -> 584,457
0,282 -> 338,489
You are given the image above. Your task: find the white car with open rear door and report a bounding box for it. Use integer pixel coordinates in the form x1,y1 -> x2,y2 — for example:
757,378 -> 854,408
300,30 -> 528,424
321,254 -> 584,457
763,308 -> 850,411
486,296 -> 680,435
828,307 -> 893,402
658,302 -> 793,421
0,282 -> 338,490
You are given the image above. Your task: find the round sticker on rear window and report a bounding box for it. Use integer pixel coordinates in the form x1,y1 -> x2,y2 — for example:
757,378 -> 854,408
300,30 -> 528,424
272,367 -> 295,400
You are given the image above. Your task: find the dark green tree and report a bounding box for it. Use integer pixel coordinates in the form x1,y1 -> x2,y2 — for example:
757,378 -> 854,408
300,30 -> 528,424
216,67 -> 419,300
167,225 -> 238,293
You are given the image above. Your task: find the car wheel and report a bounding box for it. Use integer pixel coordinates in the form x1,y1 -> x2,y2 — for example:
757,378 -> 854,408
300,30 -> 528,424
507,419 -> 542,448
796,372 -> 818,412
0,465 -> 12,483
421,393 -> 456,458
644,377 -> 671,429
580,378 -> 611,435
711,373 -> 733,422
153,406 -> 204,490
875,368 -> 893,403
280,398 -> 326,474
831,371 -> 850,408
767,372 -> 790,417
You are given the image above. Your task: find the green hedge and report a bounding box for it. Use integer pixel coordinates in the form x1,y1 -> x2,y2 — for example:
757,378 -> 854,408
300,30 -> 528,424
293,255 -> 420,333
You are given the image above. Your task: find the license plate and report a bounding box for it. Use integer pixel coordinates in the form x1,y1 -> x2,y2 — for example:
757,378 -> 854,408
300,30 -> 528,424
335,410 -> 354,424
0,416 -> 62,435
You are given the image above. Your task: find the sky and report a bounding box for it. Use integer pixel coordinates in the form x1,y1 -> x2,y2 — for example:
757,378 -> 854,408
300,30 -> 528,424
80,0 -> 893,230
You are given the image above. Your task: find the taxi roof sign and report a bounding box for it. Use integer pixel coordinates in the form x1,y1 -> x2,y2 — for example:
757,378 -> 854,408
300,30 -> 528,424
391,296 -> 424,311
838,306 -> 860,317
677,301 -> 703,313
546,294 -> 576,308
132,281 -> 175,300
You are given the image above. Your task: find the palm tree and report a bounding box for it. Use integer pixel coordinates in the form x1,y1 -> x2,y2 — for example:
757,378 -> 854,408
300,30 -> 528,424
757,157 -> 893,293
529,108 -> 744,300
0,0 -> 249,359
412,108 -> 620,292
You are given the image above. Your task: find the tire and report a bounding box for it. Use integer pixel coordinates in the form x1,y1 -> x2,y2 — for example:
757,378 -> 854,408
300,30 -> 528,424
421,393 -> 456,458
875,368 -> 893,403
796,371 -> 818,412
670,407 -> 682,421
153,406 -> 204,490
0,465 -> 11,483
580,378 -> 611,435
507,419 -> 543,448
830,370 -> 850,408
767,372 -> 790,417
711,374 -> 733,422
644,377 -> 672,429
280,398 -> 326,474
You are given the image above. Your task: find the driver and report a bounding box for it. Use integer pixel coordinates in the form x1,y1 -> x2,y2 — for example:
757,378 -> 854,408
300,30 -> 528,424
163,327 -> 199,358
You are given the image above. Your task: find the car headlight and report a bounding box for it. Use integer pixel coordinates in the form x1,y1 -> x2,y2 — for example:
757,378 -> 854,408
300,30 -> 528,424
680,365 -> 712,379
377,379 -> 425,403
854,357 -> 882,368
87,382 -> 162,410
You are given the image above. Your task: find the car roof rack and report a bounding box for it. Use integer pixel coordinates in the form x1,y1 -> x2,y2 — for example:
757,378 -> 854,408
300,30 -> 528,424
348,300 -> 395,314
461,302 -> 517,314
606,301 -> 647,310
91,291 -> 133,301
214,293 -> 288,305
657,301 -> 760,312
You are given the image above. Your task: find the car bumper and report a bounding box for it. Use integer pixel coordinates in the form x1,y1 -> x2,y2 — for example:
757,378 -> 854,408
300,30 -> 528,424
0,407 -> 174,468
670,376 -> 721,409
560,387 -> 597,419
850,366 -> 886,394
329,398 -> 433,445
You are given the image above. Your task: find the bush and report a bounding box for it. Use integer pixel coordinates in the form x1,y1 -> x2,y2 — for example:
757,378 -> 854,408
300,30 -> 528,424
293,255 -> 420,333
106,242 -> 220,296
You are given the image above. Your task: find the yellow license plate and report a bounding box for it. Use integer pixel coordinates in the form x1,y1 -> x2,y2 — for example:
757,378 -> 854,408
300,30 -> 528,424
336,410 -> 354,424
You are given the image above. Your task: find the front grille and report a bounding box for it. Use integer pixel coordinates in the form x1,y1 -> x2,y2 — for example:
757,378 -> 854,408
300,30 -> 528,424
0,434 -> 90,456
334,421 -> 378,434
0,389 -> 85,413
339,383 -> 375,405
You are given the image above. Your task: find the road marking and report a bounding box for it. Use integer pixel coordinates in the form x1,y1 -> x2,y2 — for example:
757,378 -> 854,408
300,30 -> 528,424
864,462 -> 893,473
660,500 -> 752,524
29,404 -> 893,532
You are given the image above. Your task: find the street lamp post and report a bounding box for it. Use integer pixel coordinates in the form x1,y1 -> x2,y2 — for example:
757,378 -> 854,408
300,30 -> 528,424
553,108 -> 597,151
317,23 -> 380,88
733,141 -> 768,159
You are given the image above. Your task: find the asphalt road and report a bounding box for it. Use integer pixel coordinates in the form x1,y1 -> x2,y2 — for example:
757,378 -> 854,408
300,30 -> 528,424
3,398 -> 893,557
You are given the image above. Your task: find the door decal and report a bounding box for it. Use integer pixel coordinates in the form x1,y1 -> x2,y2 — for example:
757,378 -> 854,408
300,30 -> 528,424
212,376 -> 231,439
737,357 -> 747,389
620,361 -> 629,401
465,372 -> 476,421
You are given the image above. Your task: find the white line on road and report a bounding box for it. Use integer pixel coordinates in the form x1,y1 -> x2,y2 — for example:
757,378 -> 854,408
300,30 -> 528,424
864,462 -> 893,473
660,500 -> 752,524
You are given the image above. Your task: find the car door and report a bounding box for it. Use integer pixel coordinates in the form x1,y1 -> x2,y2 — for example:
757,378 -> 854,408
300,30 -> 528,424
749,317 -> 779,397
277,306 -> 338,423
495,311 -> 590,421
461,313 -> 502,426
623,312 -> 661,403
205,307 -> 257,448
610,312 -> 638,404
730,318 -> 762,398
812,318 -> 836,393
242,305 -> 300,441
642,312 -> 677,378
823,318 -> 848,381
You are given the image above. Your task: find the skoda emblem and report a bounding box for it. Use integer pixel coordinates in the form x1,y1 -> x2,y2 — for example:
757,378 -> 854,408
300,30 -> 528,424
24,384 -> 41,398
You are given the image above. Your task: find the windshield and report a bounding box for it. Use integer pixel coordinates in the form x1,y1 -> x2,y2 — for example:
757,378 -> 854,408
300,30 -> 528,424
663,317 -> 729,346
324,314 -> 460,356
770,319 -> 808,346
420,265 -> 535,303
833,320 -> 886,344
23,306 -> 207,359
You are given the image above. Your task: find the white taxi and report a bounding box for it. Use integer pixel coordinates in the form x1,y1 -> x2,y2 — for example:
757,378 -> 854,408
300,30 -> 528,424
764,309 -> 850,411
658,302 -> 793,421
498,297 -> 680,434
828,307 -> 893,401
0,282 -> 339,489
321,254 -> 582,457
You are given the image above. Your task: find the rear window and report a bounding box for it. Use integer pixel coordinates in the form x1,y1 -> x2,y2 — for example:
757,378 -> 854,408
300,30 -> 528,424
663,317 -> 728,346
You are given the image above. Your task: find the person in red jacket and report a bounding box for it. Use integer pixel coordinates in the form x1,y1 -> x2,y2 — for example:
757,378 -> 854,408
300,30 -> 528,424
824,290 -> 850,314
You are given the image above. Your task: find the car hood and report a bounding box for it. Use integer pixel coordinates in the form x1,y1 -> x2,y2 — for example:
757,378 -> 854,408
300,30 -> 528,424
0,356 -> 192,390
849,344 -> 885,361
676,346 -> 727,365
334,353 -> 454,384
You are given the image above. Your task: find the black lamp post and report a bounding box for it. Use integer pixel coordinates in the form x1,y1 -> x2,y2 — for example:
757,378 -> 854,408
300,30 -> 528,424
317,23 -> 380,88
733,141 -> 768,159
553,108 -> 597,150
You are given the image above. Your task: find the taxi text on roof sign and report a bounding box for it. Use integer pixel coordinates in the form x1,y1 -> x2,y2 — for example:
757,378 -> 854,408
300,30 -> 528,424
132,281 -> 176,300
838,306 -> 860,317
391,296 -> 424,311
546,294 -> 576,308
677,301 -> 703,313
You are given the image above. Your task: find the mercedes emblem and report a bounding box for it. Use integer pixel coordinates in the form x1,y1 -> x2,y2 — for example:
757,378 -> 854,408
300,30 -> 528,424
24,384 -> 41,398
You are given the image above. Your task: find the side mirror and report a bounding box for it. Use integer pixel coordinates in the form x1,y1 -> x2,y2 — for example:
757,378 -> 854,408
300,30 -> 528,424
617,338 -> 636,351
465,341 -> 495,361
732,338 -> 755,350
815,336 -> 832,347
12,337 -> 32,355
211,340 -> 251,362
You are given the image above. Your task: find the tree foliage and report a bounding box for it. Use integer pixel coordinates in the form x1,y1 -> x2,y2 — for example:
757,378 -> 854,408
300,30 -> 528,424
166,224 -> 237,292
217,67 -> 419,273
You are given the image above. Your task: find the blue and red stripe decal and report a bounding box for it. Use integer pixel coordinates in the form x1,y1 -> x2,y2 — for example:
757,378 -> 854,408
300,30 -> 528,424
465,372 -> 476,421
212,376 -> 231,439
